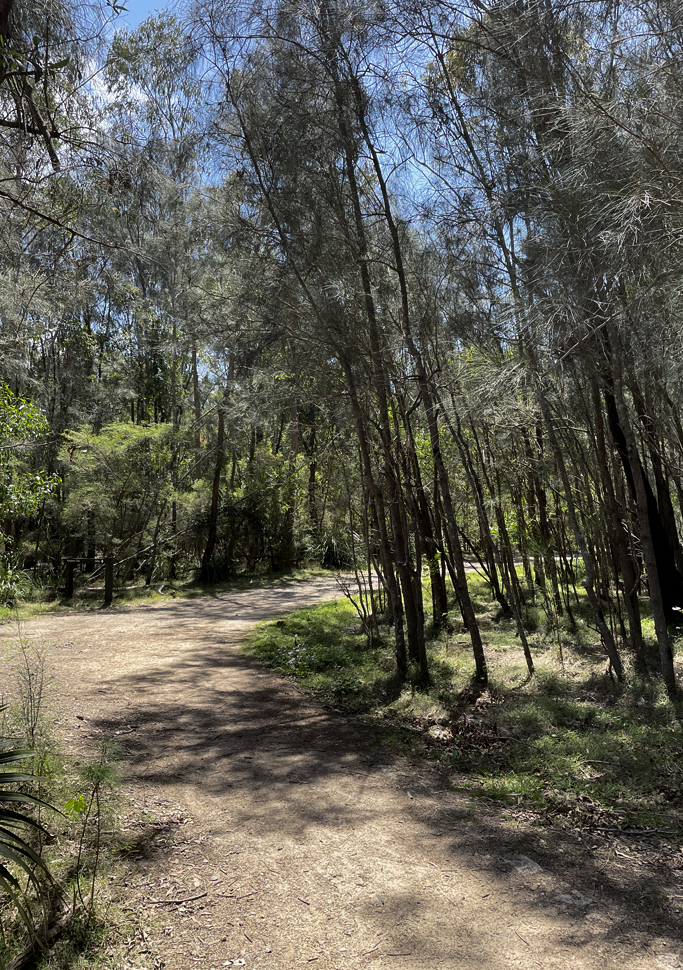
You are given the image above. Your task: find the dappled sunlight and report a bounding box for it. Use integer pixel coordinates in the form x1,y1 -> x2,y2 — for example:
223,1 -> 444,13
2,578 -> 681,969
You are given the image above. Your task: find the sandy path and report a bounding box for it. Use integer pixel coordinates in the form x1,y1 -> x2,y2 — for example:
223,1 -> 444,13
1,577 -> 680,970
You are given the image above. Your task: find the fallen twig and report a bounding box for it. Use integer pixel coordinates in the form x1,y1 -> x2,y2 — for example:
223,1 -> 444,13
146,891 -> 207,906
591,827 -> 676,836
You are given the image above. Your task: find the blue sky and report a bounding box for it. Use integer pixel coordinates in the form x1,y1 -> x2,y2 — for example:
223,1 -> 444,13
114,0 -> 173,31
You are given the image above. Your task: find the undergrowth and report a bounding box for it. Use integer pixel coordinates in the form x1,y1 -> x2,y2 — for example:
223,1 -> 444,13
246,574 -> 683,839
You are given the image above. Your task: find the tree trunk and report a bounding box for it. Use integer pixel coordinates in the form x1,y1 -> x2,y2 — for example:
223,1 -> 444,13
591,381 -> 645,669
200,404 -> 225,582
192,338 -> 202,475
604,387 -> 683,622
608,336 -> 676,694
343,363 -> 407,677
535,383 -> 624,681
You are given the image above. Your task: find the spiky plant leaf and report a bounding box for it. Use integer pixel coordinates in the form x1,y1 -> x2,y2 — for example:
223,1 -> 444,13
0,723 -> 55,938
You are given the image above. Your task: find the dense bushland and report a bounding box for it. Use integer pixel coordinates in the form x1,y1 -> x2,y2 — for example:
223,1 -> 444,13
3,0 -> 683,690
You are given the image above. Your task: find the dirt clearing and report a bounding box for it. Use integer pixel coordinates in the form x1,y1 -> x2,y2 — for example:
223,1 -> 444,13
1,577 -> 681,970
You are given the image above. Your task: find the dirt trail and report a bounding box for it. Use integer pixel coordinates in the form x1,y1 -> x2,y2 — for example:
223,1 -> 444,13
1,578 -> 680,970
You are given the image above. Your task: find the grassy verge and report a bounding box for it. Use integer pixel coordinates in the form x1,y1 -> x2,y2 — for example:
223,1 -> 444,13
245,574 -> 683,838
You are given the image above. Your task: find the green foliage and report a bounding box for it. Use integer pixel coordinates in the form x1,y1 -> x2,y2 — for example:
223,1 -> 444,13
106,11 -> 202,140
59,422 -> 185,566
0,565 -> 32,607
304,529 -> 359,569
193,437 -> 318,576
0,382 -> 59,604
0,383 -> 49,453
0,730 -> 54,937
72,742 -> 121,913
65,794 -> 87,817
0,406 -> 54,531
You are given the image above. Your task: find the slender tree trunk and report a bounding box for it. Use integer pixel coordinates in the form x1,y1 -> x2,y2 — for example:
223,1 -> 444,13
591,380 -> 645,668
493,502 -> 535,675
343,362 -> 407,677
200,404 -> 225,582
446,408 -> 510,616
608,335 -> 676,694
347,88 -> 484,678
604,385 -> 683,621
192,338 -> 202,476
279,402 -> 298,568
335,116 -> 423,673
437,472 -> 488,682
535,383 -> 624,681
305,422 -> 318,528
407,438 -> 449,630
392,404 -> 428,677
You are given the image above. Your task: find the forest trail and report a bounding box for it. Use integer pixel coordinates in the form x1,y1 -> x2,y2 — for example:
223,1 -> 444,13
1,578 -> 679,970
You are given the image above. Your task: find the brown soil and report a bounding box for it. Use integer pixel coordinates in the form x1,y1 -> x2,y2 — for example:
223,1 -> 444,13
1,577 -> 681,970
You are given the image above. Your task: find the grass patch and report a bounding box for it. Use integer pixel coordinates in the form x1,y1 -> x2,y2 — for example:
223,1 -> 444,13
243,598 -> 392,704
247,572 -> 683,839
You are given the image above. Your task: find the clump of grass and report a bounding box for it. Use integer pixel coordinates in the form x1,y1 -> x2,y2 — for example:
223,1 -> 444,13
245,599 -> 392,704
466,675 -> 683,831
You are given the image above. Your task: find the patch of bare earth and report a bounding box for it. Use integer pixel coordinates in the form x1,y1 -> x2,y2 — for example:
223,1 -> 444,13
1,577 -> 681,970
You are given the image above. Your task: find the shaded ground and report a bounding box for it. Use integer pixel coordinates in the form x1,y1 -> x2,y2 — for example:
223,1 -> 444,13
1,576 -> 682,970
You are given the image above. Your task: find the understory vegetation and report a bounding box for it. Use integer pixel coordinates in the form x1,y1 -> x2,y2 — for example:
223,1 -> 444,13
248,578 -> 683,838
